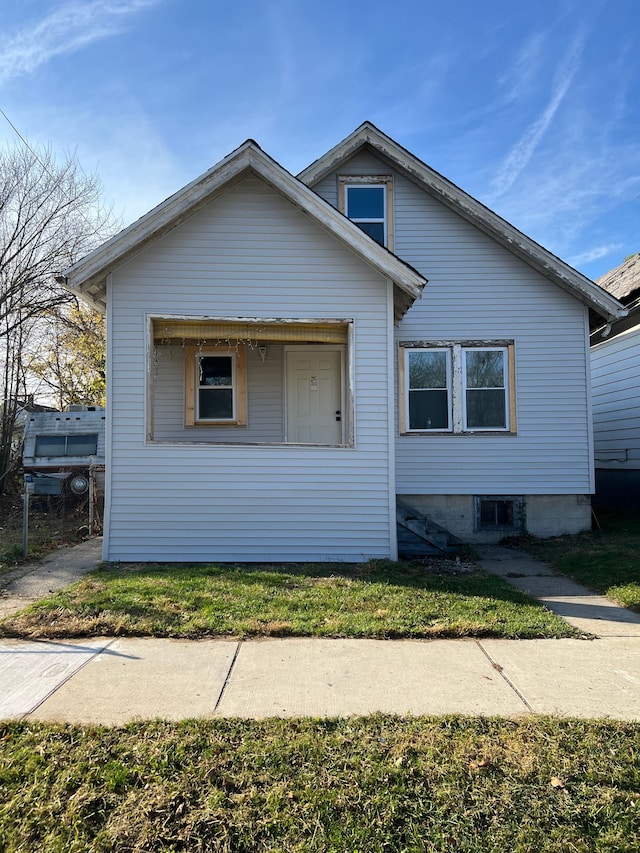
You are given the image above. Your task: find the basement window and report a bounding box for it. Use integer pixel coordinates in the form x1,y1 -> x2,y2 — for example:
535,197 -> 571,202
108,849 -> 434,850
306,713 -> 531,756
475,496 -> 524,532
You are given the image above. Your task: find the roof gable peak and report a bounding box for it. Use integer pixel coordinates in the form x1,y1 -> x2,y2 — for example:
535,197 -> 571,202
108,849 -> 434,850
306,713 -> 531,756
60,134 -> 426,315
298,123 -> 624,322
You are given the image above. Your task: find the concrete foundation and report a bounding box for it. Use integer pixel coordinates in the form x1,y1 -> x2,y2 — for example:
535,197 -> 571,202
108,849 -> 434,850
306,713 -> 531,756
398,494 -> 592,543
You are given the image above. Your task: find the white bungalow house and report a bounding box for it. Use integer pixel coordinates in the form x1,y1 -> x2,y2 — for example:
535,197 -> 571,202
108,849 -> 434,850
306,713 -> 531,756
59,123 -> 624,562
590,253 -> 639,508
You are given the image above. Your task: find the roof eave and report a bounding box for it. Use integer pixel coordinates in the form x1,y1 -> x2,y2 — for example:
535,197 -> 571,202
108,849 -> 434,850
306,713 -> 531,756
299,123 -> 625,322
63,139 -> 425,310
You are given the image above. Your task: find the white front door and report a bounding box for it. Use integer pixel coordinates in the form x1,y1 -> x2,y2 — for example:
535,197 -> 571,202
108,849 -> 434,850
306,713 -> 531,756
285,347 -> 344,444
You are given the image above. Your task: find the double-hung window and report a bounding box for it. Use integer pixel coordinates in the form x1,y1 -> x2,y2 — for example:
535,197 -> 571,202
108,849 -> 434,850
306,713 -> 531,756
184,345 -> 247,426
463,348 -> 508,431
339,176 -> 393,248
402,343 -> 515,433
406,348 -> 451,431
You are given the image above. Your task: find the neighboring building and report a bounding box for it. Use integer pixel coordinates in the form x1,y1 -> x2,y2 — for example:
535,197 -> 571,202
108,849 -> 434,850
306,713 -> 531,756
58,123 -> 623,562
2,398 -> 57,486
22,407 -> 106,496
590,253 -> 640,507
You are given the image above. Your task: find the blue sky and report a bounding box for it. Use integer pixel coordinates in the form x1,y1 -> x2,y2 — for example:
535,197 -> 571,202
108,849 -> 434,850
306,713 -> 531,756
1,0 -> 638,280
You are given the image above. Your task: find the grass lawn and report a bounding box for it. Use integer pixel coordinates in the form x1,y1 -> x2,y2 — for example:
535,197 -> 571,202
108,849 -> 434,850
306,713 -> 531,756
516,509 -> 640,612
1,716 -> 639,852
0,558 -> 579,640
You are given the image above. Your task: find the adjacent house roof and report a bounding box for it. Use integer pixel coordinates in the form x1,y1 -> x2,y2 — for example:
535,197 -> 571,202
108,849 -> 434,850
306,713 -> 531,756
596,252 -> 640,304
299,122 -> 625,322
59,140 -> 426,318
591,253 -> 640,344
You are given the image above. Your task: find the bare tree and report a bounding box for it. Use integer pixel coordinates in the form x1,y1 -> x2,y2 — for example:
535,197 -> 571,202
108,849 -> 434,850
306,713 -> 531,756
0,142 -> 116,493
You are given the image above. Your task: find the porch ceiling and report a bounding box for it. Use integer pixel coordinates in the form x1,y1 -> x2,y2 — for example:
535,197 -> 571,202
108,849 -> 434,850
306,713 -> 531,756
152,318 -> 350,345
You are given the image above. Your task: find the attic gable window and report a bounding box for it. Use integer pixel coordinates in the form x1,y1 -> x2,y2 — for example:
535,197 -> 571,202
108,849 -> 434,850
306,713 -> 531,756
339,176 -> 393,249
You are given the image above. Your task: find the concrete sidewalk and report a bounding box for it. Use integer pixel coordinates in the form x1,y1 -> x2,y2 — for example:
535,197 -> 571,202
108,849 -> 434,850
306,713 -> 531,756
1,539 -> 639,725
0,537 -> 103,619
1,635 -> 639,724
476,545 -> 640,638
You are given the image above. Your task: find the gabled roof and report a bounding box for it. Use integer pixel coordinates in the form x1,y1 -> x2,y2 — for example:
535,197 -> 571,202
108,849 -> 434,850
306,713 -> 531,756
59,140 -> 426,317
299,122 -> 625,322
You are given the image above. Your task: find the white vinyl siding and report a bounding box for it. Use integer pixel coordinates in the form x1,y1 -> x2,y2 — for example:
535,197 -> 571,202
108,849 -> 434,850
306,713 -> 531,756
314,152 -> 593,496
591,325 -> 640,470
106,174 -> 393,561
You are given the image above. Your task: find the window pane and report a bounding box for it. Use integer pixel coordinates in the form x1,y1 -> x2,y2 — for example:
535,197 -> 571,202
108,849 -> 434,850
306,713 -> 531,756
466,389 -> 506,429
480,499 -> 514,528
409,389 -> 449,430
199,389 -> 233,419
200,356 -> 232,387
480,500 -> 497,526
35,435 -> 66,456
409,351 -> 447,389
346,186 -> 385,219
355,221 -> 385,244
465,350 -> 504,388
66,434 -> 98,456
496,500 -> 514,525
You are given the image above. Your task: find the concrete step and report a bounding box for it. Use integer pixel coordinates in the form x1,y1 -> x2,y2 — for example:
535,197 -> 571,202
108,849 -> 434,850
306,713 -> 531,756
396,500 -> 453,554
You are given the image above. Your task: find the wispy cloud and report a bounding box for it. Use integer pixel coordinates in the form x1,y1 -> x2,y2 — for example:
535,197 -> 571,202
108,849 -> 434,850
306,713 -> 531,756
491,28 -> 587,199
484,136 -> 640,271
0,0 -> 159,84
568,244 -> 623,267
498,31 -> 546,104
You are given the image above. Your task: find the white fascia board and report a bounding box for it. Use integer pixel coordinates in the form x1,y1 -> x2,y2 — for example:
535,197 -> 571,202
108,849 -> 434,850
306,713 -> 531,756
299,123 -> 626,322
61,143 -> 260,302
60,140 -> 426,309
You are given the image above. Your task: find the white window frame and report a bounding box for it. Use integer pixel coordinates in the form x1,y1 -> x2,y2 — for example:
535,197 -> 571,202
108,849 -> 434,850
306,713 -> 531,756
338,175 -> 393,249
462,346 -> 510,432
404,347 -> 452,433
184,345 -> 248,427
400,342 -> 516,434
196,351 -> 236,423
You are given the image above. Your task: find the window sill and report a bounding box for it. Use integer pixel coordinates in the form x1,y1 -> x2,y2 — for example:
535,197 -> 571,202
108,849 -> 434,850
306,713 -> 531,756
400,430 -> 517,436
147,438 -> 355,448
186,422 -> 247,428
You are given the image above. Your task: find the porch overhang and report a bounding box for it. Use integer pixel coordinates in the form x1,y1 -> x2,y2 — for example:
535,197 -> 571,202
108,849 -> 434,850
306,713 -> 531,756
152,317 -> 350,346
